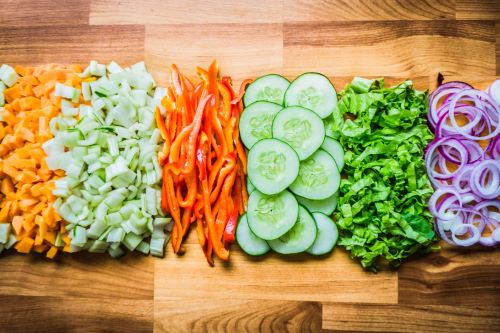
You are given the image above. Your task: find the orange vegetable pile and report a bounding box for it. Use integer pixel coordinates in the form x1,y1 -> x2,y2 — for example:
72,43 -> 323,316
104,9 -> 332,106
156,61 -> 251,265
0,64 -> 82,258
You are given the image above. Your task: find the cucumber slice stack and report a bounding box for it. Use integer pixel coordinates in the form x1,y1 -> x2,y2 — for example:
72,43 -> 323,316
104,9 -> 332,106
237,73 -> 343,257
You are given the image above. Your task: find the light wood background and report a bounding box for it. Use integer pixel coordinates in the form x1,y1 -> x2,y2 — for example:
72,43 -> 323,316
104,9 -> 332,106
0,1 -> 499,332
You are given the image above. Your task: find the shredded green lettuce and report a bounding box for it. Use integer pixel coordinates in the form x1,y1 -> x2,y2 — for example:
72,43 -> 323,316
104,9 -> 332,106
329,77 -> 437,271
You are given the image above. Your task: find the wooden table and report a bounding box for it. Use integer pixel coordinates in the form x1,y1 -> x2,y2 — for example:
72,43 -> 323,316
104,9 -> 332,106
1,1 -> 499,332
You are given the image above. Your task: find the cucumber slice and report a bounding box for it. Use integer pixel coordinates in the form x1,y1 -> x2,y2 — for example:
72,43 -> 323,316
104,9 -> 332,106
247,138 -> 299,195
321,137 -> 344,171
244,74 -> 290,106
247,177 -> 256,194
272,106 -> 325,160
284,73 -> 337,119
289,149 -> 340,200
295,191 -> 338,216
236,214 -> 271,256
267,206 -> 317,254
306,213 -> 338,255
239,101 -> 283,149
247,190 -> 298,240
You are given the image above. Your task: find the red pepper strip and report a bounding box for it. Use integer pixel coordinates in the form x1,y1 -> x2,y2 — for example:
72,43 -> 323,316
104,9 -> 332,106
207,61 -> 220,108
184,75 -> 195,92
167,109 -> 177,142
178,173 -> 197,208
215,196 -> 227,241
210,154 -> 236,204
167,86 -> 176,103
196,218 -> 206,248
209,106 -> 228,156
168,128 -> 190,165
196,67 -> 209,82
224,117 -> 236,153
238,162 -> 248,212
181,206 -> 192,236
218,169 -> 237,242
230,79 -> 253,105
208,154 -> 226,192
160,168 -> 169,213
218,82 -> 232,121
210,135 -> 221,159
194,197 -> 204,220
224,205 -> 239,244
221,76 -> 237,99
180,93 -> 211,175
235,137 -> 247,175
232,170 -> 243,215
171,64 -> 183,96
171,223 -> 179,252
158,144 -> 169,166
164,170 -> 182,253
155,107 -> 169,140
202,179 -> 229,260
205,232 -> 214,266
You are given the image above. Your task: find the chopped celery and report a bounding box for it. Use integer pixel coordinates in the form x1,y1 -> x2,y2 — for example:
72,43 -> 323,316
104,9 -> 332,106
47,61 -> 168,257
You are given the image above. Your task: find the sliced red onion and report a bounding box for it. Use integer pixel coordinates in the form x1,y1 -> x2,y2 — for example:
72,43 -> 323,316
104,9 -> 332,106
427,80 -> 499,248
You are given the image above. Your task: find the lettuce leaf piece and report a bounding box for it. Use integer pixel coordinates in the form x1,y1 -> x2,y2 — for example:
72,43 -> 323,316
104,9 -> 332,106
331,78 -> 437,271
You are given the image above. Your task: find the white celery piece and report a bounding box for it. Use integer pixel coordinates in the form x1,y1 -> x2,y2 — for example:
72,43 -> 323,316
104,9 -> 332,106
0,64 -> 19,87
0,82 -> 6,107
46,61 -> 169,257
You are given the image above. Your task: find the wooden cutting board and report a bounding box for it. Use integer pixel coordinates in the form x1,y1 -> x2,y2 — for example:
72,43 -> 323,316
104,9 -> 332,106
1,1 -> 499,332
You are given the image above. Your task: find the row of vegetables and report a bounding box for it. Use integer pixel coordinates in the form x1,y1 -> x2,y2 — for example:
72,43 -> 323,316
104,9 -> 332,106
0,61 -> 498,271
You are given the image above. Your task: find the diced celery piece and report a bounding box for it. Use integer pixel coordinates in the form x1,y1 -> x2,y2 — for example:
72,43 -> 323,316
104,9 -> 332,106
72,226 -> 87,246
0,223 -> 11,244
5,234 -> 17,249
107,228 -> 125,243
87,220 -> 107,239
0,64 -> 18,87
55,83 -> 78,99
150,237 -> 165,257
136,241 -> 150,255
123,232 -> 142,251
108,246 -> 124,258
89,240 -> 108,253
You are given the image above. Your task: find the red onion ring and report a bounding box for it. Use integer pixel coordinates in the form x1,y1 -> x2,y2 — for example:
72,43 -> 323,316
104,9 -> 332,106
448,90 -> 499,141
469,160 -> 500,199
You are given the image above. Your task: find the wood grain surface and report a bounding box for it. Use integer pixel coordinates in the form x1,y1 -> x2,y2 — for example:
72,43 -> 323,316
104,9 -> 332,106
0,1 -> 499,332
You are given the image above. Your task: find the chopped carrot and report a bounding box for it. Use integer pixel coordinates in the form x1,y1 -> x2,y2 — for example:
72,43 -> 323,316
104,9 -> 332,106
0,64 -> 81,258
14,237 -> 34,253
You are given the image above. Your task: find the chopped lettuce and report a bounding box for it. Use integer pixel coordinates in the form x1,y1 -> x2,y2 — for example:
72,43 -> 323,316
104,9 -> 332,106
330,77 -> 437,271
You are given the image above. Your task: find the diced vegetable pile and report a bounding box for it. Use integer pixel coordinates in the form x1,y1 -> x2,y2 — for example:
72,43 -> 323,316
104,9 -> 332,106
0,64 -> 83,257
330,78 -> 437,271
45,61 -> 169,257
237,73 -> 343,257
